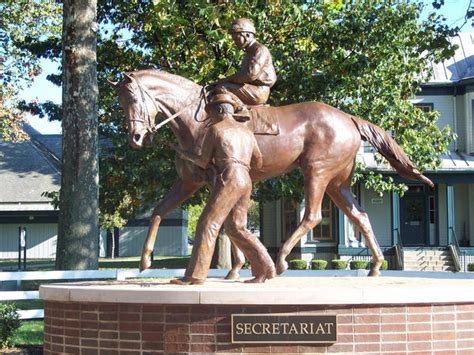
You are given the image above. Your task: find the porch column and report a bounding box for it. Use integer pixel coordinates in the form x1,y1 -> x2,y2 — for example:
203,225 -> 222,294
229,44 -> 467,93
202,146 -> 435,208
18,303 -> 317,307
391,191 -> 400,244
338,209 -> 345,247
446,184 -> 455,244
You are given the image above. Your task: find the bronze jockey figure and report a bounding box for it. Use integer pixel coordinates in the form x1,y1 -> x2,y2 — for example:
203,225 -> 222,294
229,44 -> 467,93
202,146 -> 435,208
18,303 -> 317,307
213,18 -> 277,117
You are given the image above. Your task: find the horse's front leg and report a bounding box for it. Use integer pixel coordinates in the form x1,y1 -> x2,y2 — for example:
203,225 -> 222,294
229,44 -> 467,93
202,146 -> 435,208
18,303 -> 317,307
225,242 -> 246,280
140,179 -> 202,272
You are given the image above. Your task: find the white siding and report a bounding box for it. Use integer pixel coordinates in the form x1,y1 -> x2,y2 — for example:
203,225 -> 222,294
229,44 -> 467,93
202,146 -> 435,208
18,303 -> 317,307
0,224 -> 57,259
119,225 -> 188,257
117,208 -> 188,257
118,227 -> 145,257
155,226 -> 188,256
415,95 -> 455,150
360,189 -> 392,247
455,94 -> 467,151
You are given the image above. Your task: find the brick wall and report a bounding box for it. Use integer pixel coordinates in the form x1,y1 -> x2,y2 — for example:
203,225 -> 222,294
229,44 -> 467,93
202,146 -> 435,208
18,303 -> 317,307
43,301 -> 474,354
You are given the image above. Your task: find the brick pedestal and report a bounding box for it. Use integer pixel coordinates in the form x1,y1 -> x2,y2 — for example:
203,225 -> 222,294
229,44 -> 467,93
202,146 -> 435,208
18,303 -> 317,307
40,277 -> 474,354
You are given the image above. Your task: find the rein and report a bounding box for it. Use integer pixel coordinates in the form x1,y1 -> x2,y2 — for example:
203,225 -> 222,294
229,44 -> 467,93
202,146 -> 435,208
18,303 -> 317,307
132,76 -> 207,133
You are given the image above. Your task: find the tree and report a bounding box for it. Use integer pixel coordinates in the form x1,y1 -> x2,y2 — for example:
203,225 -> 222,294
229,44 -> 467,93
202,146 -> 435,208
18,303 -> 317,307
0,0 -> 61,141
55,0 -> 99,270
96,0 -> 456,225
17,1 -> 457,228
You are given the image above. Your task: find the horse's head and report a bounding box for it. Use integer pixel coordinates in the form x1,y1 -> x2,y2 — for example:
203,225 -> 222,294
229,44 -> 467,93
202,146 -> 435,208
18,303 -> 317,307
109,73 -> 156,148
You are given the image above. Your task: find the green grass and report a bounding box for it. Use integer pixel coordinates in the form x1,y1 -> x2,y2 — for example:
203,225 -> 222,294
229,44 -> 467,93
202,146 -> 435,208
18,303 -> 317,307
0,256 -> 192,290
12,320 -> 44,346
0,259 -> 54,271
98,256 -> 190,269
0,256 -> 191,271
2,300 -> 44,310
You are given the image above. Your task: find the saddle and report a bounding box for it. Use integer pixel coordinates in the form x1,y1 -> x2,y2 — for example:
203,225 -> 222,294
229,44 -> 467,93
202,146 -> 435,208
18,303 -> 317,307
205,86 -> 279,135
242,105 -> 280,136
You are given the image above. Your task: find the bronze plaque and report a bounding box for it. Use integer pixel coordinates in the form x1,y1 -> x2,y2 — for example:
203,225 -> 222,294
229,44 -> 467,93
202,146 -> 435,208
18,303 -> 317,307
231,314 -> 337,343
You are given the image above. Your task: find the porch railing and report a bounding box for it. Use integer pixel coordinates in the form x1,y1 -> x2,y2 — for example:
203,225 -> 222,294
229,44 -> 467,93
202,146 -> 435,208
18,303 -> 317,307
448,227 -> 463,272
394,228 -> 404,270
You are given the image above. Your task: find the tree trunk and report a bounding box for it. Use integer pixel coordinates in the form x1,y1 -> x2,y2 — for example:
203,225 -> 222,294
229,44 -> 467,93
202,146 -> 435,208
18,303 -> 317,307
56,0 -> 99,270
211,231 -> 232,269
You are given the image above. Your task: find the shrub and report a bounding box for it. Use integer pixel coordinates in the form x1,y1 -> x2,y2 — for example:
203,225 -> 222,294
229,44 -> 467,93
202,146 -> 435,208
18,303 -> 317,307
350,260 -> 369,270
330,259 -> 348,270
0,303 -> 21,348
311,259 -> 328,270
468,263 -> 474,272
288,259 -> 307,270
380,260 -> 389,270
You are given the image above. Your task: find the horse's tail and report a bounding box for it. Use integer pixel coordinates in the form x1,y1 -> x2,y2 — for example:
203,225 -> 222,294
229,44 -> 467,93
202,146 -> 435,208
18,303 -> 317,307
351,116 -> 434,188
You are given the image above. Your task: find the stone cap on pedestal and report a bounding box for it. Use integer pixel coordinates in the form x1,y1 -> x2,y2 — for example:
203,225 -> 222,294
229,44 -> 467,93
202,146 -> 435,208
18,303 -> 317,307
40,276 -> 474,305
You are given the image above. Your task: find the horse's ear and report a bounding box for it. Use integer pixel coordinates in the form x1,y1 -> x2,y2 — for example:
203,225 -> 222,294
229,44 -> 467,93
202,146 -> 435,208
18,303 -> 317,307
107,79 -> 118,88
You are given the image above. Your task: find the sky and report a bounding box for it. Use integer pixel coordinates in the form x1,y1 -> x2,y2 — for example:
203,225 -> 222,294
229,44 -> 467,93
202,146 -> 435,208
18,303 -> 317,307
23,0 -> 472,134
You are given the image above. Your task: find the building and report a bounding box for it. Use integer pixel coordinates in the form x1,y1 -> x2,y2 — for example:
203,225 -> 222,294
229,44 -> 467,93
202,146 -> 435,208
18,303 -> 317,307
0,126 -> 61,259
261,33 -> 474,271
0,125 -> 188,260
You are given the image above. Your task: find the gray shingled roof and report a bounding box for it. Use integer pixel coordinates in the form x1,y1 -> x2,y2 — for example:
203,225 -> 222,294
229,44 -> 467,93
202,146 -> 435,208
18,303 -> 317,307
429,32 -> 474,83
0,125 -> 61,211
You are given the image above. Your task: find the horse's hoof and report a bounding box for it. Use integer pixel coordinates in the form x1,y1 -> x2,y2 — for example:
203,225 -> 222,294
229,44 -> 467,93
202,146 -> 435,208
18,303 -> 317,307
276,259 -> 288,275
244,275 -> 267,283
368,268 -> 381,277
225,270 -> 240,280
170,277 -> 205,285
267,267 -> 276,279
244,267 -> 275,283
139,256 -> 152,272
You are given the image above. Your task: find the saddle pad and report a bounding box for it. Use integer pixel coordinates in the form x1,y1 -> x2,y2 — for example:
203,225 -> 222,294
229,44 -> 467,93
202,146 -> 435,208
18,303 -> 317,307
244,106 -> 280,135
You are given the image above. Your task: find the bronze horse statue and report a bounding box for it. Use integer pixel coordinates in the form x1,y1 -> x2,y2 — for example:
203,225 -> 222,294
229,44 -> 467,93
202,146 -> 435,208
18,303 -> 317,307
110,69 -> 433,277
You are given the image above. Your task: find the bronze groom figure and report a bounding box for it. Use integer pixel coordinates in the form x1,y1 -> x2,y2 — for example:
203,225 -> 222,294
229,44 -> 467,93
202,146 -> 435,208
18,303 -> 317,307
170,94 -> 276,285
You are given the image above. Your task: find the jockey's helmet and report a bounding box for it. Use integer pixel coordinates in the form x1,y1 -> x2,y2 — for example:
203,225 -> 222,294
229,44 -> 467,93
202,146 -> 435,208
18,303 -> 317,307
230,18 -> 256,34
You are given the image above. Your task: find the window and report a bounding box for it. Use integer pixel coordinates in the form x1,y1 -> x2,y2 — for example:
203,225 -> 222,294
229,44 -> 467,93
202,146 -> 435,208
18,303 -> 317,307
312,194 -> 334,241
414,103 -> 434,113
281,199 -> 299,242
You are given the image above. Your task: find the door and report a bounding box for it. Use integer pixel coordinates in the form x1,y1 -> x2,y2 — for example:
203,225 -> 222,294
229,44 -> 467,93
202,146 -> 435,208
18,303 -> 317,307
400,189 -> 426,246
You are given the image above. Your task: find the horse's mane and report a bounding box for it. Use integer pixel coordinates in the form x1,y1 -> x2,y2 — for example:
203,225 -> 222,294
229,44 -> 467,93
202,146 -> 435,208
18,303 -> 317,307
126,69 -> 202,92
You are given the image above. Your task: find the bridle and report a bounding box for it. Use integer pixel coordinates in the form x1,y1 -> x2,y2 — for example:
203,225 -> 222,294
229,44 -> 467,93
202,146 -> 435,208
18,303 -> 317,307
130,76 -> 208,134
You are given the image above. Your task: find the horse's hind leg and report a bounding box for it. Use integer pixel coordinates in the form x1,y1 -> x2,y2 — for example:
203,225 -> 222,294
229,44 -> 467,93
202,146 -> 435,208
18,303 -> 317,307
140,179 -> 202,272
276,170 -> 327,274
327,183 -> 384,277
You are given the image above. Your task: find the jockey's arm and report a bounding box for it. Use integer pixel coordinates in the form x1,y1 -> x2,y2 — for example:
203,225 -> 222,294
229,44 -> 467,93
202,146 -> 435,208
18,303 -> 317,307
220,47 -> 267,84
